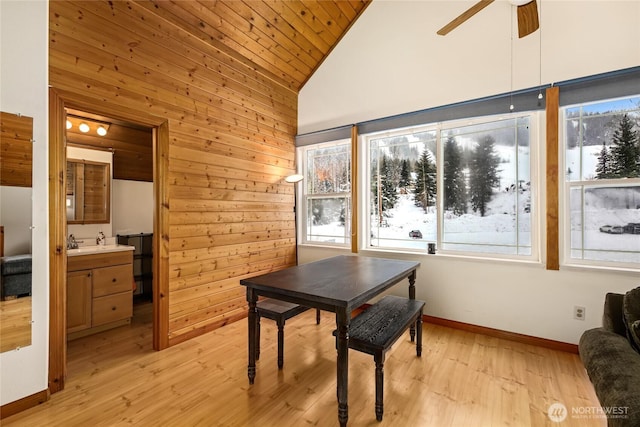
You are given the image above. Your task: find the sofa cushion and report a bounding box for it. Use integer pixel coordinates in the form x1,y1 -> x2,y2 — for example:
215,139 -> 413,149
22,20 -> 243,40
623,286 -> 640,352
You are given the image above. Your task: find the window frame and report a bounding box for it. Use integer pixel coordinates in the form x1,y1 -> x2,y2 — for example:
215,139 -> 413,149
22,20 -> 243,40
560,94 -> 640,270
360,111 -> 541,261
299,138 -> 352,248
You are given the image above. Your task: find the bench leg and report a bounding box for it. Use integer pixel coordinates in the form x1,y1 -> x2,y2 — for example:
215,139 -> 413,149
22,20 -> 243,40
277,318 -> 285,369
256,314 -> 261,360
374,352 -> 385,421
316,308 -> 320,325
416,310 -> 423,357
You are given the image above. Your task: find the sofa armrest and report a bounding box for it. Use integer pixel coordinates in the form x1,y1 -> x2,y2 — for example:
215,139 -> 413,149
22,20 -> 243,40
580,328 -> 640,427
603,292 -> 626,336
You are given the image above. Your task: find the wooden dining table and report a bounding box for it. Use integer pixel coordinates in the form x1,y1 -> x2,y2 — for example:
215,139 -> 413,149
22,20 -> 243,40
240,255 -> 420,426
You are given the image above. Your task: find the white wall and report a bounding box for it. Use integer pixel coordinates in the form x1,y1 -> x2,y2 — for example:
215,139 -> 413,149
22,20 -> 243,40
298,0 -> 640,345
0,0 -> 49,406
112,179 -> 153,236
299,0 -> 640,134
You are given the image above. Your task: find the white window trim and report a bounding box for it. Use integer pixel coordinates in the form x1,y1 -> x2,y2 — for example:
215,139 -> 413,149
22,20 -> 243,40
360,112 -> 541,263
559,96 -> 640,272
298,139 -> 352,248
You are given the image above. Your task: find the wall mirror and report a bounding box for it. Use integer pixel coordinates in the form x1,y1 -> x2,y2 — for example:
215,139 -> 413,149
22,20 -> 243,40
0,111 -> 33,353
66,159 -> 110,224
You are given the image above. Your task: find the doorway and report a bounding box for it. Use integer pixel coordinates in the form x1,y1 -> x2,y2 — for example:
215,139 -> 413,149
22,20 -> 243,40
48,89 -> 170,393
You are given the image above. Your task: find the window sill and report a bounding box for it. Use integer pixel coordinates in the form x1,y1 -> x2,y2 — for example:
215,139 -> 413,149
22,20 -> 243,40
561,262 -> 640,276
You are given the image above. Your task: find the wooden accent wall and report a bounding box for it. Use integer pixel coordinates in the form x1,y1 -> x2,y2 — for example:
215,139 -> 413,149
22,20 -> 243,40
0,112 -> 33,187
50,1 -> 298,346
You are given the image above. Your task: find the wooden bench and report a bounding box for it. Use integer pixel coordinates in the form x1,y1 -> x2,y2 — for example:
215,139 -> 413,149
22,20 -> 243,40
256,299 -> 320,369
341,295 -> 425,421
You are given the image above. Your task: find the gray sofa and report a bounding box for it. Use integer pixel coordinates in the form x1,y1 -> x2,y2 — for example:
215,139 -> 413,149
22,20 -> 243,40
579,291 -> 640,426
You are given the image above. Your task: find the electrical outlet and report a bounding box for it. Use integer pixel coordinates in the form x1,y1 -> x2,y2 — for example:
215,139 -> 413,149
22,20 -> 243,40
574,306 -> 586,321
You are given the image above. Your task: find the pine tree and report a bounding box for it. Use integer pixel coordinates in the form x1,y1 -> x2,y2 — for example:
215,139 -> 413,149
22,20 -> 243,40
469,135 -> 501,217
380,155 -> 398,211
414,150 -> 436,212
443,137 -> 467,215
609,114 -> 640,178
399,159 -> 411,189
595,143 -> 614,179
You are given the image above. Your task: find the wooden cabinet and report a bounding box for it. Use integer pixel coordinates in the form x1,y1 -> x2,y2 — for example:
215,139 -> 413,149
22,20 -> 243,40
67,250 -> 133,339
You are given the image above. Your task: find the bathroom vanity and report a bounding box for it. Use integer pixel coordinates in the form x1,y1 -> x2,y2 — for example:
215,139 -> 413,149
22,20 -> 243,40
67,245 -> 135,340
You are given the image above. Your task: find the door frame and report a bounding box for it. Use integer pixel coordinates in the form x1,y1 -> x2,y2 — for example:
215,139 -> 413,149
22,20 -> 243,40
48,88 -> 170,393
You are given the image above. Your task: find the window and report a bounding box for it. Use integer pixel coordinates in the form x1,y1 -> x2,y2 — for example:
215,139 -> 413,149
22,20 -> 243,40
365,113 -> 536,257
563,95 -> 640,266
301,140 -> 351,246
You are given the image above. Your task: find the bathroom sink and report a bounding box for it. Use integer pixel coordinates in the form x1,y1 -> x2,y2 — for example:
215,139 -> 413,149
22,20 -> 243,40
67,244 -> 135,256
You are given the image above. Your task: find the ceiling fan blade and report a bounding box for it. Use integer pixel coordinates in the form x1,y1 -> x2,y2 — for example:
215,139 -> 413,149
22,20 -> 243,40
517,0 -> 539,38
437,0 -> 495,36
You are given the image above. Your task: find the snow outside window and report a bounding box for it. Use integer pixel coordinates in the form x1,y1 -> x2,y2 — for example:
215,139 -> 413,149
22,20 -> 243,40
301,140 -> 351,246
563,95 -> 640,267
366,114 -> 534,257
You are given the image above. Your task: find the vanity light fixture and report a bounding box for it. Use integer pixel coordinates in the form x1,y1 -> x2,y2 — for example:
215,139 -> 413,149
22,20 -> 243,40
96,125 -> 108,136
79,122 -> 90,133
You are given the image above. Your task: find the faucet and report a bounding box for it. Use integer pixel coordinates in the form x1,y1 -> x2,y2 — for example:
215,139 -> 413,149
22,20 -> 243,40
67,234 -> 79,250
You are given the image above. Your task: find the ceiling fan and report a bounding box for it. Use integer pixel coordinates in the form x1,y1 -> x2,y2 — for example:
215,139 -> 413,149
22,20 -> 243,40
437,0 -> 539,39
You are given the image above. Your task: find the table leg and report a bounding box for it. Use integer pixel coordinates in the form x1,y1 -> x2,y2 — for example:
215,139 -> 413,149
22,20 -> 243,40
336,310 -> 350,427
408,269 -> 417,341
247,289 -> 257,384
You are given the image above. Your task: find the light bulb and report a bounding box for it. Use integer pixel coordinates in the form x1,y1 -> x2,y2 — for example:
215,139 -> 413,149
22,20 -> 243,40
538,93 -> 543,100
79,122 -> 90,133
97,125 -> 107,136
509,104 -> 515,111
66,120 -> 72,130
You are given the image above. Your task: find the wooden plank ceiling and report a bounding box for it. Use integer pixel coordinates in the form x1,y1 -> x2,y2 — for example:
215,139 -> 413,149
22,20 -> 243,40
157,0 -> 371,91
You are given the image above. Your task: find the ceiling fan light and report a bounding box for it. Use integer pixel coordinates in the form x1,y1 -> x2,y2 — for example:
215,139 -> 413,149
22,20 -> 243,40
97,125 -> 108,136
79,122 -> 90,133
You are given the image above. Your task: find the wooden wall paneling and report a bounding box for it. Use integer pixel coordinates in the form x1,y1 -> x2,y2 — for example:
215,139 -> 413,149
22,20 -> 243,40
0,112 -> 33,187
545,86 -> 560,270
174,1 -> 311,83
168,129 -> 294,171
50,0 -> 311,347
135,0 -> 295,90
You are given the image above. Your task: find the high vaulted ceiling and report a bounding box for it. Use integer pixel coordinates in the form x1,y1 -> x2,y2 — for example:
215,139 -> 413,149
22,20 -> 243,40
147,0 -> 371,91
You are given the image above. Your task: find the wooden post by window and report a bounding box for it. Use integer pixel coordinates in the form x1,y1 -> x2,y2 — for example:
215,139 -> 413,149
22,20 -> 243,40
351,125 -> 358,253
546,86 -> 560,270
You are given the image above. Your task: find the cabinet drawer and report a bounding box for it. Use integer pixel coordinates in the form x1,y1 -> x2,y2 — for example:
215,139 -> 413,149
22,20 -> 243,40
92,292 -> 132,327
92,264 -> 133,297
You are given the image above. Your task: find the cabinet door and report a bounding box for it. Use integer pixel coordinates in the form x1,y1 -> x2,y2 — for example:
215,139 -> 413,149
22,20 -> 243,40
67,270 -> 92,333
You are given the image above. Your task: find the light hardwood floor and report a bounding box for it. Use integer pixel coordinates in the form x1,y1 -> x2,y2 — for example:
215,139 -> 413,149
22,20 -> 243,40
4,303 -> 604,426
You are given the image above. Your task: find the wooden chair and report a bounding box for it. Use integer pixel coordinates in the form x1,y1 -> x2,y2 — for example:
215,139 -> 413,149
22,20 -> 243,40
256,299 -> 320,369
